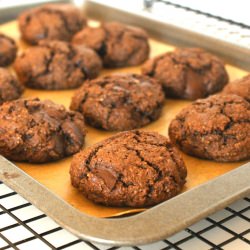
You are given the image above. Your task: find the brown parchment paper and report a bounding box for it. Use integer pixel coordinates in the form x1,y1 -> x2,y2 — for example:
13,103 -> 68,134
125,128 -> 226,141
0,21 -> 248,218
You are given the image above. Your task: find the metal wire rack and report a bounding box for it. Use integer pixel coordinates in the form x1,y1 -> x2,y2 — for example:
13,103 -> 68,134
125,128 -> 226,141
147,0 -> 250,49
0,181 -> 249,250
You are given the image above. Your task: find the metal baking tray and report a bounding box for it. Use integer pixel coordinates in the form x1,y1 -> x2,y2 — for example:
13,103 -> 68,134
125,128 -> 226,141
1,158 -> 249,246
0,0 -> 250,246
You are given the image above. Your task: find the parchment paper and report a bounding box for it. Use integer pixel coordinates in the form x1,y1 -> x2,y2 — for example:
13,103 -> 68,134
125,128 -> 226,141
0,21 -> 247,217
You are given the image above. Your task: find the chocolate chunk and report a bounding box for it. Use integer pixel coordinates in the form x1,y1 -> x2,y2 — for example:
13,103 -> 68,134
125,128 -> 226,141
93,167 -> 117,190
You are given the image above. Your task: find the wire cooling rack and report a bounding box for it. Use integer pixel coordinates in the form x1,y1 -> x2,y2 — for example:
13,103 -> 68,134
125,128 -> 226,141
150,0 -> 250,49
0,181 -> 249,250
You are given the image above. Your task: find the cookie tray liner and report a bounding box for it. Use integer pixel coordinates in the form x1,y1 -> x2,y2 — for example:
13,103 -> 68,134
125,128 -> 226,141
0,1 -> 250,246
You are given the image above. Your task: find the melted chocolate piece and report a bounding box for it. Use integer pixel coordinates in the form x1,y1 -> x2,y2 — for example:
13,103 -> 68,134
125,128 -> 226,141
185,68 -> 206,99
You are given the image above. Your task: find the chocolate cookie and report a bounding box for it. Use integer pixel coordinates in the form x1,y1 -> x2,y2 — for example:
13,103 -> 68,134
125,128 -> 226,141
72,22 -> 150,68
142,48 -> 229,100
222,74 -> 250,102
70,73 -> 164,131
0,68 -> 24,105
70,130 -> 187,207
18,4 -> 86,45
169,94 -> 250,162
0,98 -> 86,163
14,40 -> 102,90
0,33 -> 17,66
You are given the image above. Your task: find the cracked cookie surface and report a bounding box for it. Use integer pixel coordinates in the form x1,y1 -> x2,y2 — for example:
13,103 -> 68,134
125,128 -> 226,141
142,48 -> 229,100
169,94 -> 250,162
72,22 -> 150,68
0,98 -> 86,163
19,4 -> 86,45
222,74 -> 250,102
70,130 -> 187,207
0,68 -> 24,104
70,73 -> 165,131
0,33 -> 17,66
14,40 -> 102,90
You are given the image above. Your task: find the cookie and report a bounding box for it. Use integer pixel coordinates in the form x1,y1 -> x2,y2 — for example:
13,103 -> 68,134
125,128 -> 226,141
142,48 -> 229,100
222,74 -> 250,102
18,4 -> 86,45
14,40 -> 102,90
72,22 -> 150,68
0,68 -> 24,105
169,94 -> 250,162
70,73 -> 164,131
0,33 -> 17,66
70,130 -> 187,207
0,98 -> 86,163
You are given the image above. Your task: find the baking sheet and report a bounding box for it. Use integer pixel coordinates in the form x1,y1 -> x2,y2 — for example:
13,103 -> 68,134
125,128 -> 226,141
0,21 -> 248,218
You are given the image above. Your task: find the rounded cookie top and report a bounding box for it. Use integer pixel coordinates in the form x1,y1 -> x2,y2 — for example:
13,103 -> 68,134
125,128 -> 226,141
142,48 -> 229,100
72,22 -> 150,68
0,68 -> 24,105
222,74 -> 250,102
70,130 -> 187,207
18,4 -> 86,45
0,98 -> 86,163
14,40 -> 102,90
169,94 -> 250,162
70,73 -> 164,131
0,33 -> 17,66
